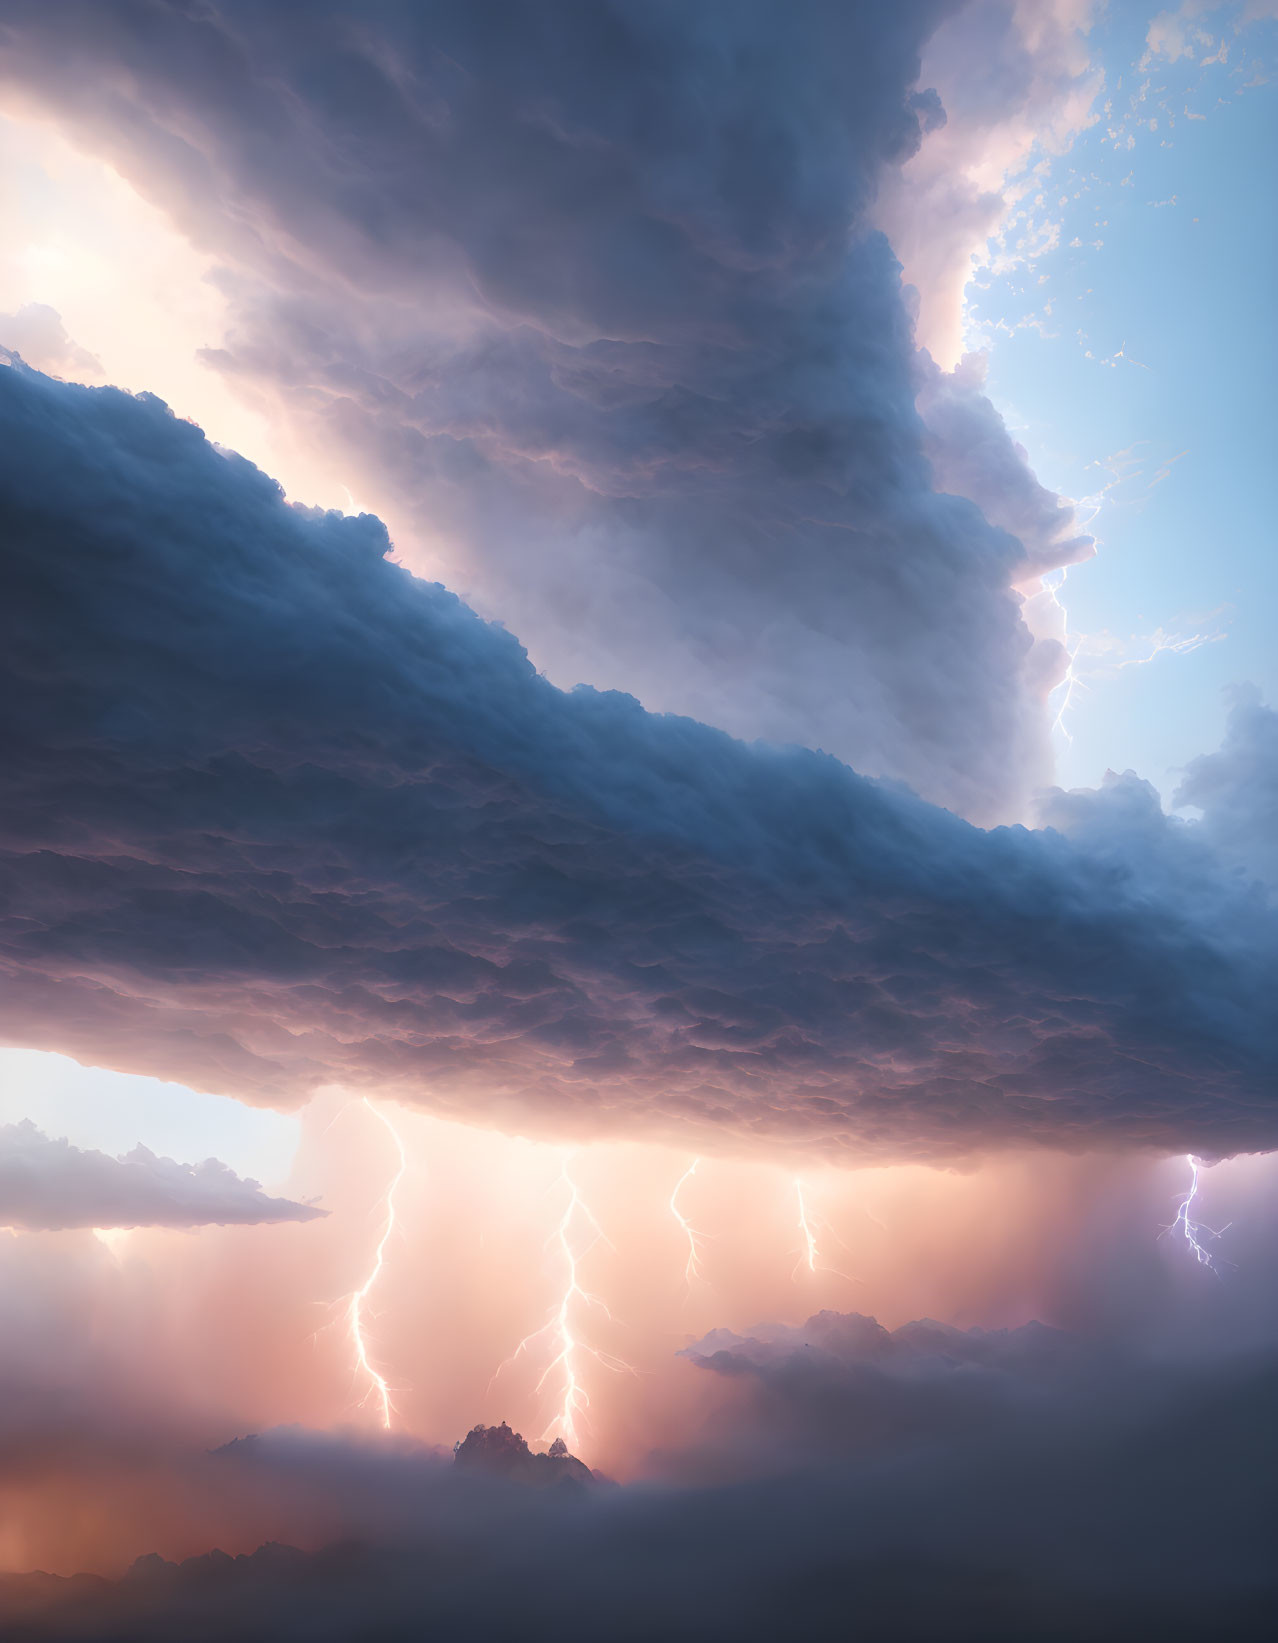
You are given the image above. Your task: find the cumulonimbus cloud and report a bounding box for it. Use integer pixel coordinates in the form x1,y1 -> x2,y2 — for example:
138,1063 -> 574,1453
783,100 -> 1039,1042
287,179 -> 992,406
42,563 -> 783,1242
1,359 -> 1275,1162
0,0 -> 1091,825
0,1120 -> 322,1231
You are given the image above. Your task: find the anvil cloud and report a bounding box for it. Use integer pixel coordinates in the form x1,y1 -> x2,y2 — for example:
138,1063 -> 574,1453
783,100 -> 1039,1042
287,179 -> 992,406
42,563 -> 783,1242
1,359 -> 1274,1162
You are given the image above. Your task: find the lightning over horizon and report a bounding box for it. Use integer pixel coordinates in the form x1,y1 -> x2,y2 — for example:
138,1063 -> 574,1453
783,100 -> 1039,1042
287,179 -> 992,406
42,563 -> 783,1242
795,1178 -> 819,1277
669,1157 -> 710,1290
345,1100 -> 409,1429
1162,1155 -> 1232,1274
792,1179 -> 858,1286
492,1155 -> 633,1454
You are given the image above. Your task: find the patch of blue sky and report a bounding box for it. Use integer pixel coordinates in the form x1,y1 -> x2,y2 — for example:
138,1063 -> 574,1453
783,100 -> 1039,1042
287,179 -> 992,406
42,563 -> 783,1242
0,1047 -> 302,1188
964,1 -> 1277,802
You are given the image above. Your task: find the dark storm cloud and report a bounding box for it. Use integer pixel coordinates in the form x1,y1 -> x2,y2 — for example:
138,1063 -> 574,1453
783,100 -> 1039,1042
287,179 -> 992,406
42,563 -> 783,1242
3,1314 -> 1276,1641
0,359 -> 1275,1160
0,1121 -> 323,1231
0,0 -> 1089,822
680,1308 -> 1118,1469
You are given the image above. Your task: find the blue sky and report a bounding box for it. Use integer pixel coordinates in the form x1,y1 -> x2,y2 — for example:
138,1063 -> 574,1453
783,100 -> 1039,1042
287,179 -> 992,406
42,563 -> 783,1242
0,1049 -> 300,1187
968,1 -> 1278,800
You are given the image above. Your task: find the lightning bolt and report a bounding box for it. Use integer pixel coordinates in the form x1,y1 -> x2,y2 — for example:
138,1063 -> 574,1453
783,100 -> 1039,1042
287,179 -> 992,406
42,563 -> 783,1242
1044,566 -> 1088,746
1050,646 -> 1088,744
493,1154 -> 633,1453
792,1178 -> 858,1284
346,1099 -> 408,1429
1113,626 -> 1224,670
1042,549 -> 1225,749
669,1157 -> 710,1288
795,1178 -> 820,1276
1161,1154 -> 1231,1273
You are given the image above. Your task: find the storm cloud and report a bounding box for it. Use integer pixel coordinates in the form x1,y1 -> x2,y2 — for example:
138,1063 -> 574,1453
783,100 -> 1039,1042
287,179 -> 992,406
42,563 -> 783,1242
0,358 -> 1275,1161
0,0 -> 1091,823
0,1121 -> 322,1231
1,7 -> 1274,1638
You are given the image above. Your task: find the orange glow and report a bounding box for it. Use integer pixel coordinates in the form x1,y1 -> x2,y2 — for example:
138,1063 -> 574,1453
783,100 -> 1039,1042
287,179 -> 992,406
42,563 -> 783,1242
5,1104 -> 1276,1578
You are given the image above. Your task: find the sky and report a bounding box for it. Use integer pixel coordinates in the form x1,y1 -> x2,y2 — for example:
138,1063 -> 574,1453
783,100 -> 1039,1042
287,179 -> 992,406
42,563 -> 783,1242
0,3 -> 1276,1639
968,0 -> 1278,793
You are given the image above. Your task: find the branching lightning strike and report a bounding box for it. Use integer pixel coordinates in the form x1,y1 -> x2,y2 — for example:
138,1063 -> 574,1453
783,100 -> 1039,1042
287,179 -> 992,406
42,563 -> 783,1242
346,1099 -> 408,1428
669,1157 -> 710,1288
493,1155 -> 633,1453
792,1178 -> 857,1284
1161,1154 -> 1231,1273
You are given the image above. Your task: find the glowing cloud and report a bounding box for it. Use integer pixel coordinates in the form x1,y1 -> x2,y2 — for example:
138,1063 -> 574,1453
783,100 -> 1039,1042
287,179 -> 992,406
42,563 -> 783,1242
0,0 -> 1093,827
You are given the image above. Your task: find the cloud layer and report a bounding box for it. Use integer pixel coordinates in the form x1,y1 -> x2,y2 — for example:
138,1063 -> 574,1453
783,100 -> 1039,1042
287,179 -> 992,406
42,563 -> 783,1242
0,1121 -> 322,1231
1,359 -> 1275,1161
